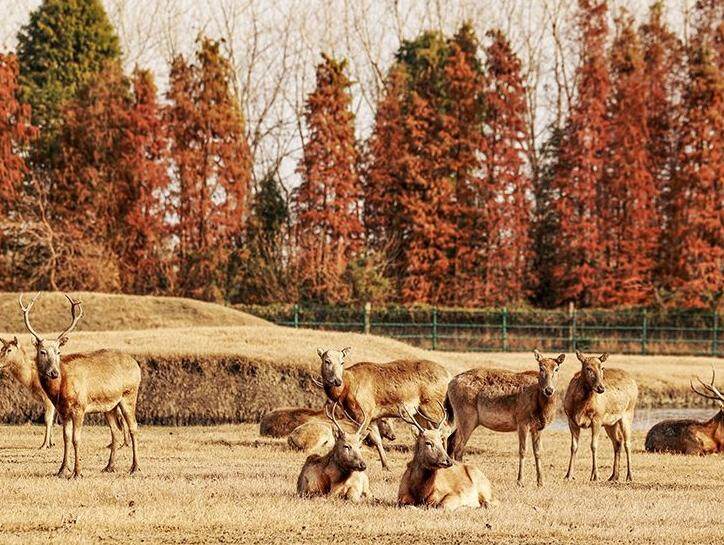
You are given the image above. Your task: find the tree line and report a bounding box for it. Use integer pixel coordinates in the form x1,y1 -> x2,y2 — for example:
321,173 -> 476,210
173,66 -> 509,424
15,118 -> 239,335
0,0 -> 721,309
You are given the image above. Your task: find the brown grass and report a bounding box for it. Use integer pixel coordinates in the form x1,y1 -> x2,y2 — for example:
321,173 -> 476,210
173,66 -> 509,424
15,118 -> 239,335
0,291 -> 269,332
0,423 -> 721,544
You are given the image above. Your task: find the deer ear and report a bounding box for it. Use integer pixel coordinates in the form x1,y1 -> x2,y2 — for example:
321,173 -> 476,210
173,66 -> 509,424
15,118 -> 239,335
341,346 -> 351,358
575,350 -> 585,363
12,336 -> 18,347
533,349 -> 543,362
556,354 -> 565,365
599,353 -> 609,363
316,348 -> 324,359
58,336 -> 69,347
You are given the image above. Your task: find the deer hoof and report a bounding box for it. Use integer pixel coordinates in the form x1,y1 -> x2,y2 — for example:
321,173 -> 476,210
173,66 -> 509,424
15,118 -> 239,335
71,471 -> 82,479
101,465 -> 116,473
516,480 -> 525,488
537,480 -> 544,487
130,464 -> 140,475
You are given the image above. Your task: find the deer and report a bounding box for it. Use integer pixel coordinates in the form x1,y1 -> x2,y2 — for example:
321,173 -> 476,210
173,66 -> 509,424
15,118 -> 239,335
0,336 -> 56,448
564,350 -> 638,482
259,407 -> 322,437
296,402 -> 370,502
445,349 -> 564,486
314,347 -> 451,470
397,403 -> 495,511
19,293 -> 142,478
288,416 -> 396,453
645,366 -> 723,455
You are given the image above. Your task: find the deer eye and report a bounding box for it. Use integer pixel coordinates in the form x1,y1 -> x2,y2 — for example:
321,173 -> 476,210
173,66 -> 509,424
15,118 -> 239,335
344,445 -> 351,451
425,442 -> 433,448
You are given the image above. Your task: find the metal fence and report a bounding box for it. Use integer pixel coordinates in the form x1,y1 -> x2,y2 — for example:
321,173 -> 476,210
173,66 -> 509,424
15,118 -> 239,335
239,304 -> 722,357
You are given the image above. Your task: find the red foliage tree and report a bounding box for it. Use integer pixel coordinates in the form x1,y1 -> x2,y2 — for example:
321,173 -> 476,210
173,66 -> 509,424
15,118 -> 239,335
166,37 -> 252,301
549,0 -> 610,307
666,2 -> 723,307
594,13 -> 659,306
472,29 -> 533,306
0,53 -> 35,209
294,54 -> 363,303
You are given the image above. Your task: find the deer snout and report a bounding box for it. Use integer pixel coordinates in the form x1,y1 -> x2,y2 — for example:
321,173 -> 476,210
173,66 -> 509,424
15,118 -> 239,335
543,386 -> 554,397
46,369 -> 59,379
595,385 -> 605,394
357,461 -> 367,472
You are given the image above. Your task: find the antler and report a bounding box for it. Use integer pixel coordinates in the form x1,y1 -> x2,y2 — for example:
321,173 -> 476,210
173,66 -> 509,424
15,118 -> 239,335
310,375 -> 324,389
690,365 -> 724,405
18,293 -> 43,342
57,294 -> 83,341
398,404 -> 425,434
415,401 -> 447,430
325,401 -> 345,436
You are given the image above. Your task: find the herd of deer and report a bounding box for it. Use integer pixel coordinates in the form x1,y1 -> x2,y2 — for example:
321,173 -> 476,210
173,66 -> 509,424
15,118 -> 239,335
264,347 -> 722,509
0,293 -> 721,508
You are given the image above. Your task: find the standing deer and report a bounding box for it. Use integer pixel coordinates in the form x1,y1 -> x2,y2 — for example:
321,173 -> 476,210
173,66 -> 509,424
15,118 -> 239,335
645,367 -> 723,455
0,336 -> 56,448
19,293 -> 141,478
397,403 -> 495,510
564,350 -> 638,482
296,402 -> 370,502
445,350 -> 564,486
315,347 -> 451,470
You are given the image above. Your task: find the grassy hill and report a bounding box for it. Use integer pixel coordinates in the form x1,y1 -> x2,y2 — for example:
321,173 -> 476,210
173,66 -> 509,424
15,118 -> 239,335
0,291 -> 268,333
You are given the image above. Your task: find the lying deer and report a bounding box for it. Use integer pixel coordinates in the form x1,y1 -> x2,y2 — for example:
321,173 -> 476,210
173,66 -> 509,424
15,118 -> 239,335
0,336 -> 56,448
397,403 -> 495,510
564,350 -> 638,482
259,407 -> 322,437
19,293 -> 142,478
288,415 -> 395,453
315,347 -> 450,470
645,367 -> 722,455
296,402 -> 370,502
445,350 -> 564,486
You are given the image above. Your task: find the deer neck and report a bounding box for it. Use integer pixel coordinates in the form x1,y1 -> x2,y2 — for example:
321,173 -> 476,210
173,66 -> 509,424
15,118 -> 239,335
325,452 -> 351,481
534,388 -> 558,428
38,372 -> 62,407
324,374 -> 353,404
410,463 -> 436,498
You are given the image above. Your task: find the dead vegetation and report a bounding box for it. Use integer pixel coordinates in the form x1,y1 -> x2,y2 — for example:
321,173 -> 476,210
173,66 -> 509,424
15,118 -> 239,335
0,424 -> 720,545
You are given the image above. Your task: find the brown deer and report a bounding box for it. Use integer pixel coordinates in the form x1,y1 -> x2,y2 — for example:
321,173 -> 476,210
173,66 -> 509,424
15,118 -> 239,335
259,407 -> 321,437
645,367 -> 723,455
315,347 -> 451,470
397,404 -> 495,511
445,350 -> 564,486
288,416 -> 395,453
296,402 -> 370,502
564,350 -> 638,482
0,336 -> 56,448
19,293 -> 141,478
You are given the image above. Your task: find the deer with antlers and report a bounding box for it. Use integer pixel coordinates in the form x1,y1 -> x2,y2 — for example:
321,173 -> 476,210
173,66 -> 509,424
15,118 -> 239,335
564,351 -> 638,482
645,366 -> 723,455
314,347 -> 450,470
19,293 -> 141,478
296,402 -> 370,502
397,403 -> 495,510
445,350 -> 564,486
0,336 -> 56,448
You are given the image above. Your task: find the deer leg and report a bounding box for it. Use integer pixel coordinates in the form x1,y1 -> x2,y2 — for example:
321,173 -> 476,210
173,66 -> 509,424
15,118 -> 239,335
57,417 -> 71,477
102,410 -> 121,473
622,415 -> 634,482
517,425 -> 529,486
531,428 -> 544,487
565,419 -> 580,481
605,424 -> 622,481
367,421 -> 390,470
119,395 -> 140,474
71,412 -> 84,479
40,399 -> 55,449
449,416 -> 476,462
589,421 -> 601,481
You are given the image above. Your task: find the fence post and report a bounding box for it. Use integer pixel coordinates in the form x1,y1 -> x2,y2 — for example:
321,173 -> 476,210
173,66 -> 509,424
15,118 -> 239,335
432,307 -> 438,351
713,308 -> 719,357
293,304 -> 299,329
501,307 -> 508,352
568,302 -> 576,352
363,302 -> 371,334
641,309 -> 648,355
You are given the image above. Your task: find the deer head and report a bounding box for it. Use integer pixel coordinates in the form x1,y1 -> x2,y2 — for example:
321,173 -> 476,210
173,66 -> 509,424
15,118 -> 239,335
326,401 -> 367,472
0,336 -> 20,369
316,347 -> 351,388
400,402 -> 453,470
576,350 -> 607,394
534,349 -> 565,397
19,293 -> 83,380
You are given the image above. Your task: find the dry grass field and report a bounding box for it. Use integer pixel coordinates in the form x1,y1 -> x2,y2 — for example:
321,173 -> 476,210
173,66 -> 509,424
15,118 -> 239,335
0,423 -> 721,545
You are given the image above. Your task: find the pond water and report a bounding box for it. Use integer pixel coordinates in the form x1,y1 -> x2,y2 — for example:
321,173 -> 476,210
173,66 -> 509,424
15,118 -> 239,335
549,408 -> 717,431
